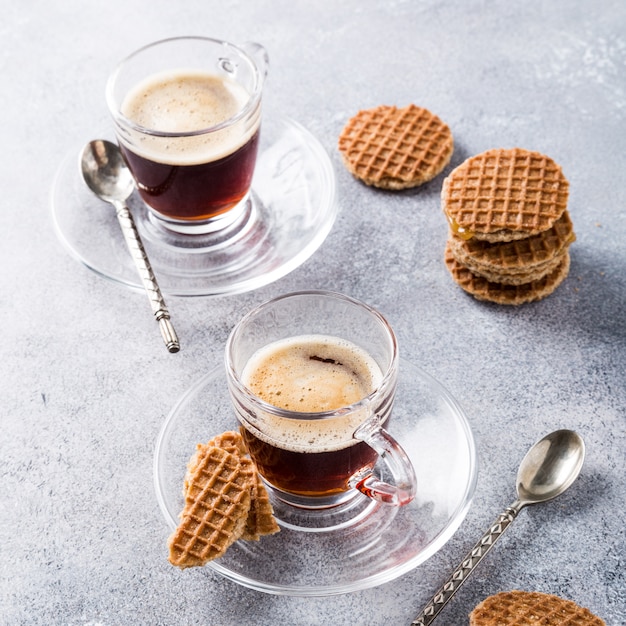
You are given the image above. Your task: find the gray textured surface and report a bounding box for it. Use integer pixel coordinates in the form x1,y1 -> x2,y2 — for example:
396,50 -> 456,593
2,1 -> 625,624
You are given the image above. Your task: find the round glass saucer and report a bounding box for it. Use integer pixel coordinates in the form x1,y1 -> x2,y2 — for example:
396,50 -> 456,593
50,116 -> 337,297
154,359 -> 477,596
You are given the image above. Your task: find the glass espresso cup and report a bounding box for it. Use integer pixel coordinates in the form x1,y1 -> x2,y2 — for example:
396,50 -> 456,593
106,36 -> 268,235
225,291 -> 417,510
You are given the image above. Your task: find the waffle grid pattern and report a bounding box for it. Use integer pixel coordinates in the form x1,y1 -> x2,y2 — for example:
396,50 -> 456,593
209,431 -> 248,456
443,148 -> 569,236
169,446 -> 251,567
171,431 -> 279,567
469,591 -> 605,626
338,105 -> 453,188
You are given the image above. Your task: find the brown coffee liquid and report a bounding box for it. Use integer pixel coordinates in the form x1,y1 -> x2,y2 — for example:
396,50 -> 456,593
240,335 -> 384,496
119,131 -> 259,220
119,70 -> 260,221
240,427 -> 380,496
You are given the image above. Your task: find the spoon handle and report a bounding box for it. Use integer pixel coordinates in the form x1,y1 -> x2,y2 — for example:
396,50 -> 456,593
114,202 -> 180,353
411,505 -> 519,625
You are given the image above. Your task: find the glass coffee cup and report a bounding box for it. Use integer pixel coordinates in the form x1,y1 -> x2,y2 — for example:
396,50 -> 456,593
225,291 -> 417,510
106,36 -> 268,235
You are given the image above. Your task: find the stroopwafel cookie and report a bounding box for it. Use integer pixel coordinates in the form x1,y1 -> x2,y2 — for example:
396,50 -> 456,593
445,243 -> 571,305
182,430 -> 279,545
208,430 -> 279,540
447,210 -> 575,285
242,470 -> 281,541
469,590 -> 605,625
338,104 -> 453,189
183,430 -> 247,494
168,445 -> 253,568
442,148 -> 569,242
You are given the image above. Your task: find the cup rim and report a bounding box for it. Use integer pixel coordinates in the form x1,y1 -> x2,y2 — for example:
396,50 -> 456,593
105,35 -> 265,138
225,290 -> 399,422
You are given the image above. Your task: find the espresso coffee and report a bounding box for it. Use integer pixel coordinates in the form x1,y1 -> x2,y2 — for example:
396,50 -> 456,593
119,70 -> 260,222
240,335 -> 385,496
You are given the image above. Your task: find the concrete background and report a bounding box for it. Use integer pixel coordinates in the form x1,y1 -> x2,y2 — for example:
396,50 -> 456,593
2,1 -> 625,624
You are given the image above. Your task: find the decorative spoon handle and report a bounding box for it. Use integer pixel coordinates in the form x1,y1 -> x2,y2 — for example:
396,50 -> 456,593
114,202 -> 180,353
411,506 -> 519,625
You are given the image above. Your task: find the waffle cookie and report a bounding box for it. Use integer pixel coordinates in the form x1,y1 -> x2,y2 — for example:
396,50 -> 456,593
170,431 -> 279,568
168,446 -> 252,568
183,430 -> 248,494
469,590 -> 605,625
445,244 -> 571,305
338,104 -> 453,189
243,470 -> 281,541
208,430 -> 279,539
442,148 -> 569,242
447,210 -> 575,285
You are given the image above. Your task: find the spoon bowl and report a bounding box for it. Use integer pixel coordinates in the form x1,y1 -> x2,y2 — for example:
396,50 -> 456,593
516,429 -> 585,506
412,429 -> 585,625
81,139 -> 135,203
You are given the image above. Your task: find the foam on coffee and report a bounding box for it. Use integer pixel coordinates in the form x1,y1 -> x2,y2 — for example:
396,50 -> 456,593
241,335 -> 384,453
120,69 -> 258,165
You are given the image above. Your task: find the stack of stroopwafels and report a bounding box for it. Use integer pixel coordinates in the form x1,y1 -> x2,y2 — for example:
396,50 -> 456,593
469,590 -> 605,625
168,430 -> 279,569
442,148 -> 575,305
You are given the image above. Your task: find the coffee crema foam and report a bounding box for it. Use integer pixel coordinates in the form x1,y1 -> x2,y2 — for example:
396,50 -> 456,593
120,69 -> 258,166
241,335 -> 384,453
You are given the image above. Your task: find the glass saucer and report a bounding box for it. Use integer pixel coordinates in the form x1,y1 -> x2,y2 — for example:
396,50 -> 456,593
50,116 -> 337,297
154,359 -> 477,596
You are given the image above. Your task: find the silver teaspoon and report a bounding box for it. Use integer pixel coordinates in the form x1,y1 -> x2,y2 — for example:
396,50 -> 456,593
412,429 -> 585,625
80,140 -> 179,353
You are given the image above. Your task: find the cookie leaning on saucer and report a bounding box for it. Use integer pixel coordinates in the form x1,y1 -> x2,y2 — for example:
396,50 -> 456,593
182,430 -> 279,543
244,470 -> 281,541
338,104 -> 454,189
184,430 -> 248,493
469,590 -> 605,625
210,430 -> 279,541
168,445 -> 253,568
442,148 -> 569,242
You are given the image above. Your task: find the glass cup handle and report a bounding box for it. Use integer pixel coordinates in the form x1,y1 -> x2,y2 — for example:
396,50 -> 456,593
351,421 -> 417,506
241,41 -> 270,80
